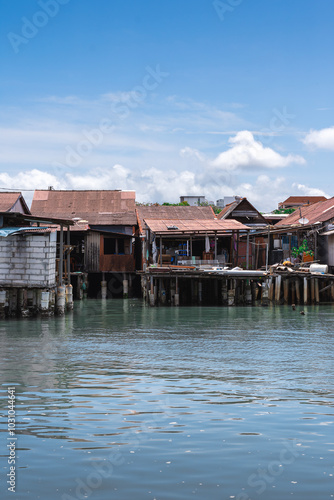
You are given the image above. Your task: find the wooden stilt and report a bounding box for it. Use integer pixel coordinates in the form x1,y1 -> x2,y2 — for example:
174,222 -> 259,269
311,278 -> 315,303
150,276 -> 155,306
291,280 -> 295,304
261,279 -> 269,306
284,278 -> 289,304
198,279 -> 202,304
174,277 -> 179,306
295,279 -> 300,304
275,275 -> 282,303
315,278 -> 319,304
221,279 -> 227,305
303,277 -> 308,305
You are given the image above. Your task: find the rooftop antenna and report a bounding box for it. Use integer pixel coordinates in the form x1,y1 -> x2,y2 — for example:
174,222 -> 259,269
298,207 -> 309,225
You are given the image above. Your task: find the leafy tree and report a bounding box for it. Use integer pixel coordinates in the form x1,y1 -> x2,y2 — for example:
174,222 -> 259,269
273,208 -> 296,214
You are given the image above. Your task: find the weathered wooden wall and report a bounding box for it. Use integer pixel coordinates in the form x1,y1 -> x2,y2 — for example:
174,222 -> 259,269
327,234 -> 334,267
99,254 -> 135,272
84,232 -> 100,272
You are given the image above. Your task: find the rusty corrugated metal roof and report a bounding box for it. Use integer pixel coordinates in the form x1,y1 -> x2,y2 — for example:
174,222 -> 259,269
0,192 -> 30,213
144,218 -> 250,235
31,190 -> 137,226
279,195 -> 328,206
136,206 -> 215,235
275,196 -> 334,227
217,201 -> 238,219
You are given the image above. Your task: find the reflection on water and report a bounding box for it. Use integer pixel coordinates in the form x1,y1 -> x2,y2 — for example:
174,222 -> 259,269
0,300 -> 334,500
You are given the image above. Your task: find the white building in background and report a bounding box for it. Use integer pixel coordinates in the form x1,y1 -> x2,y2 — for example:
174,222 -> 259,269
216,196 -> 241,208
180,196 -> 206,206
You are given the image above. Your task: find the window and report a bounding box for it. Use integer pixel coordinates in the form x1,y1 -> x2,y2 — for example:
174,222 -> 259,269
104,237 -> 126,255
104,238 -> 116,255
118,239 -> 125,254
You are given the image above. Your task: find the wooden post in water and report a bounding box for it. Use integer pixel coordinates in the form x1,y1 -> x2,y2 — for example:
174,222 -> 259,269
295,279 -> 300,304
174,277 -> 180,306
315,278 -> 320,304
291,280 -> 295,304
246,231 -> 250,269
245,280 -> 252,305
268,277 -> 274,302
123,273 -> 129,299
310,278 -> 315,303
221,279 -> 228,305
227,288 -> 235,306
191,279 -> 197,304
59,225 -> 63,286
275,275 -> 282,303
284,278 -> 289,304
198,279 -> 203,304
236,231 -> 239,267
251,281 -> 257,303
214,279 -> 218,304
159,278 -> 166,304
150,276 -> 155,306
261,279 -> 269,306
303,277 -> 308,305
66,225 -> 71,286
331,282 -> 334,302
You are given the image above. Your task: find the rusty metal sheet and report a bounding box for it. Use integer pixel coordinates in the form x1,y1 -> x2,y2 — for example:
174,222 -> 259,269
31,190 -> 136,226
276,197 -> 334,227
144,218 -> 250,234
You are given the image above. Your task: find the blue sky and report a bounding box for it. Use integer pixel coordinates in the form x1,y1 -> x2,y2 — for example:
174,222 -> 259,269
1,0 -> 334,210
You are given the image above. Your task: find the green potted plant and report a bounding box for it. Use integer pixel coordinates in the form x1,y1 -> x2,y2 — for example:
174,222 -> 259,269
291,239 -> 314,262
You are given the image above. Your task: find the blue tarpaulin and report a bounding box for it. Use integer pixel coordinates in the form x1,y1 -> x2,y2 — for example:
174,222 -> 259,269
0,227 -> 49,238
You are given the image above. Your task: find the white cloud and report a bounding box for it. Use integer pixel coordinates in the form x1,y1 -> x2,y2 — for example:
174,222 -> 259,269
0,165 -> 328,213
211,131 -> 305,171
179,147 -> 205,162
303,126 -> 334,151
0,169 -> 65,190
292,183 -> 330,198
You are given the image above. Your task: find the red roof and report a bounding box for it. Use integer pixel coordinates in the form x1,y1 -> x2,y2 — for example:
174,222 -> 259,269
217,201 -> 236,219
0,192 -> 30,214
144,218 -> 250,235
136,205 -> 215,236
279,196 -> 328,207
31,190 -> 137,226
275,196 -> 334,227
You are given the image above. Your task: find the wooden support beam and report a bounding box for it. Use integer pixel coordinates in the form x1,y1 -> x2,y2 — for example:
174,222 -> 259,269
275,275 -> 282,303
283,278 -> 289,304
246,231 -> 250,270
67,226 -> 71,285
295,279 -> 300,304
319,283 -> 334,294
303,277 -> 308,305
160,235 -> 162,267
236,231 -> 239,267
59,225 -> 63,286
315,278 -> 319,304
311,278 -> 315,303
291,280 -> 295,304
214,232 -> 217,260
198,279 -> 202,304
268,277 -> 274,301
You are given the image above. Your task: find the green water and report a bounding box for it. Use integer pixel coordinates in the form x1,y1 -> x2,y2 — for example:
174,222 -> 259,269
1,300 -> 334,499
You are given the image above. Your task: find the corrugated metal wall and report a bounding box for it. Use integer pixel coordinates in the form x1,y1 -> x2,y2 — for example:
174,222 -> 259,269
85,232 -> 100,272
328,235 -> 334,266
